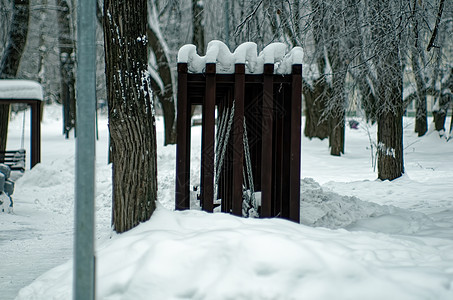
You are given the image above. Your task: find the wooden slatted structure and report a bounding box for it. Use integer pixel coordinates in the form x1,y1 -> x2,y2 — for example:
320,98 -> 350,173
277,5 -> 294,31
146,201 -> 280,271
175,44 -> 302,222
0,80 -> 43,169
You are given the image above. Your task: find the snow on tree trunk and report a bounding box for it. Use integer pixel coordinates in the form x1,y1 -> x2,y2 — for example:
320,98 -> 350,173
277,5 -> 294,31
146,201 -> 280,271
0,0 -> 30,153
103,0 -> 157,233
376,53 -> 404,181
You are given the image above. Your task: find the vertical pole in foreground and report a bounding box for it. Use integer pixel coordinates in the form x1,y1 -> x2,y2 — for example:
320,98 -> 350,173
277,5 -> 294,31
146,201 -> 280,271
74,0 -> 96,299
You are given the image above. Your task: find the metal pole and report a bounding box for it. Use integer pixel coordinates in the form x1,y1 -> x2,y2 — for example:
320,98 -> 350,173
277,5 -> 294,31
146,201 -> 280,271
74,0 -> 96,299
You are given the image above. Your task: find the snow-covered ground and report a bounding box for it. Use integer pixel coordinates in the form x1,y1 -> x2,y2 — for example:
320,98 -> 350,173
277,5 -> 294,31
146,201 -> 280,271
1,104 -> 452,299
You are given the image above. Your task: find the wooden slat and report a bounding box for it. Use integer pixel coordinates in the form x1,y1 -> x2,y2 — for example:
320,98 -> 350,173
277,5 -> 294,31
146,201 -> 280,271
232,64 -> 245,216
261,64 -> 274,217
175,63 -> 191,210
289,64 -> 302,222
30,101 -> 41,168
201,63 -> 216,212
281,85 -> 292,218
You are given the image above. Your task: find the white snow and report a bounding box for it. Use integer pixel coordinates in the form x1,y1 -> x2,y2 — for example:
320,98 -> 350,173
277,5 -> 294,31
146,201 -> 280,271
2,105 -> 453,299
0,80 -> 43,101
276,46 -> 304,74
177,41 -> 304,74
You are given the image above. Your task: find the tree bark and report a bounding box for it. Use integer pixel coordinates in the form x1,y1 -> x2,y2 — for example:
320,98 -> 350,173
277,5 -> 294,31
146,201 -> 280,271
329,113 -> 345,156
433,67 -> 453,133
432,95 -> 449,132
56,0 -> 76,138
0,0 -> 30,153
412,0 -> 428,137
303,78 -> 330,140
147,26 -> 176,145
104,0 -> 157,233
191,0 -> 205,55
371,1 -> 404,181
376,51 -> 404,180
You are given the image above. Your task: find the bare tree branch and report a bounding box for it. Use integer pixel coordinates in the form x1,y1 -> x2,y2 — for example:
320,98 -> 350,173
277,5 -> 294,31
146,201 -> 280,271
427,0 -> 445,51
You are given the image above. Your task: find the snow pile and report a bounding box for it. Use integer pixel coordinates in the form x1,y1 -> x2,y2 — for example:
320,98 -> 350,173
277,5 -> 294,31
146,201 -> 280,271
177,40 -> 303,74
0,80 -> 43,100
5,104 -> 453,299
300,178 -> 433,234
16,206 -> 453,300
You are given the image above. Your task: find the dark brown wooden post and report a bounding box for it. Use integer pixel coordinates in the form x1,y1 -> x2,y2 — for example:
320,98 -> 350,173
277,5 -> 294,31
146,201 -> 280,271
261,63 -> 274,217
176,63 -> 191,210
280,85 -> 292,219
201,63 -> 216,212
232,64 -> 245,216
30,100 -> 41,168
274,89 -> 285,218
289,64 -> 302,222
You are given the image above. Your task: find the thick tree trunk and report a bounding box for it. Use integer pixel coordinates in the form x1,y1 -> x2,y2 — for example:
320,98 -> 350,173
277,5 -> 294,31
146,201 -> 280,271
56,0 -> 76,138
377,55 -> 404,180
104,0 -> 157,233
371,1 -> 404,181
303,79 -> 330,140
0,0 -> 30,153
329,113 -> 345,156
432,95 -> 449,133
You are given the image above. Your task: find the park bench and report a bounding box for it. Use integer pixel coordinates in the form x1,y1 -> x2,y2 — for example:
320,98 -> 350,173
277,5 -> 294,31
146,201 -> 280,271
0,149 -> 26,172
0,80 -> 43,170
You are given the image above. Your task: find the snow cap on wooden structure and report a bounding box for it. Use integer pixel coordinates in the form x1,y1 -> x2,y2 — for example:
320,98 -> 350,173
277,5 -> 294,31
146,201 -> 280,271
178,40 -> 303,74
0,80 -> 43,101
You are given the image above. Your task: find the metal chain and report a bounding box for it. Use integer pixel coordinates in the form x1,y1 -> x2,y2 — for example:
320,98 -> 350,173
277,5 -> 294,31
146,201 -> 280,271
214,106 -> 229,183
214,100 -> 235,200
243,117 -> 258,217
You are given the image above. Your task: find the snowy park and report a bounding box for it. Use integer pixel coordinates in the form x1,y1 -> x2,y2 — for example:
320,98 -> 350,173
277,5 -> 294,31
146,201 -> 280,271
1,104 -> 452,299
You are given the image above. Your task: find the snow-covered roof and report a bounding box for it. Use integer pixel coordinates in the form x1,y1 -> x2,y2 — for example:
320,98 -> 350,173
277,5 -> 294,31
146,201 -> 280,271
178,40 -> 303,75
0,80 -> 44,101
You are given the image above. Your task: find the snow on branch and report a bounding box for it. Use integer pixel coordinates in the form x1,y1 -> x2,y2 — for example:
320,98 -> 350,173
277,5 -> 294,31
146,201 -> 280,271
177,40 -> 303,74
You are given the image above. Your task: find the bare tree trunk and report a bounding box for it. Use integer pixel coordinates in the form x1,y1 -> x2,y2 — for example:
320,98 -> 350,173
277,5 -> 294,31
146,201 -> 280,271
147,25 -> 176,145
303,79 -> 331,140
371,1 -> 404,180
57,0 -> 76,138
413,57 -> 428,137
329,112 -> 345,156
376,49 -> 404,180
432,95 -> 450,132
412,0 -> 427,137
434,67 -> 453,133
192,0 -> 205,55
104,0 -> 157,233
0,0 -> 30,153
